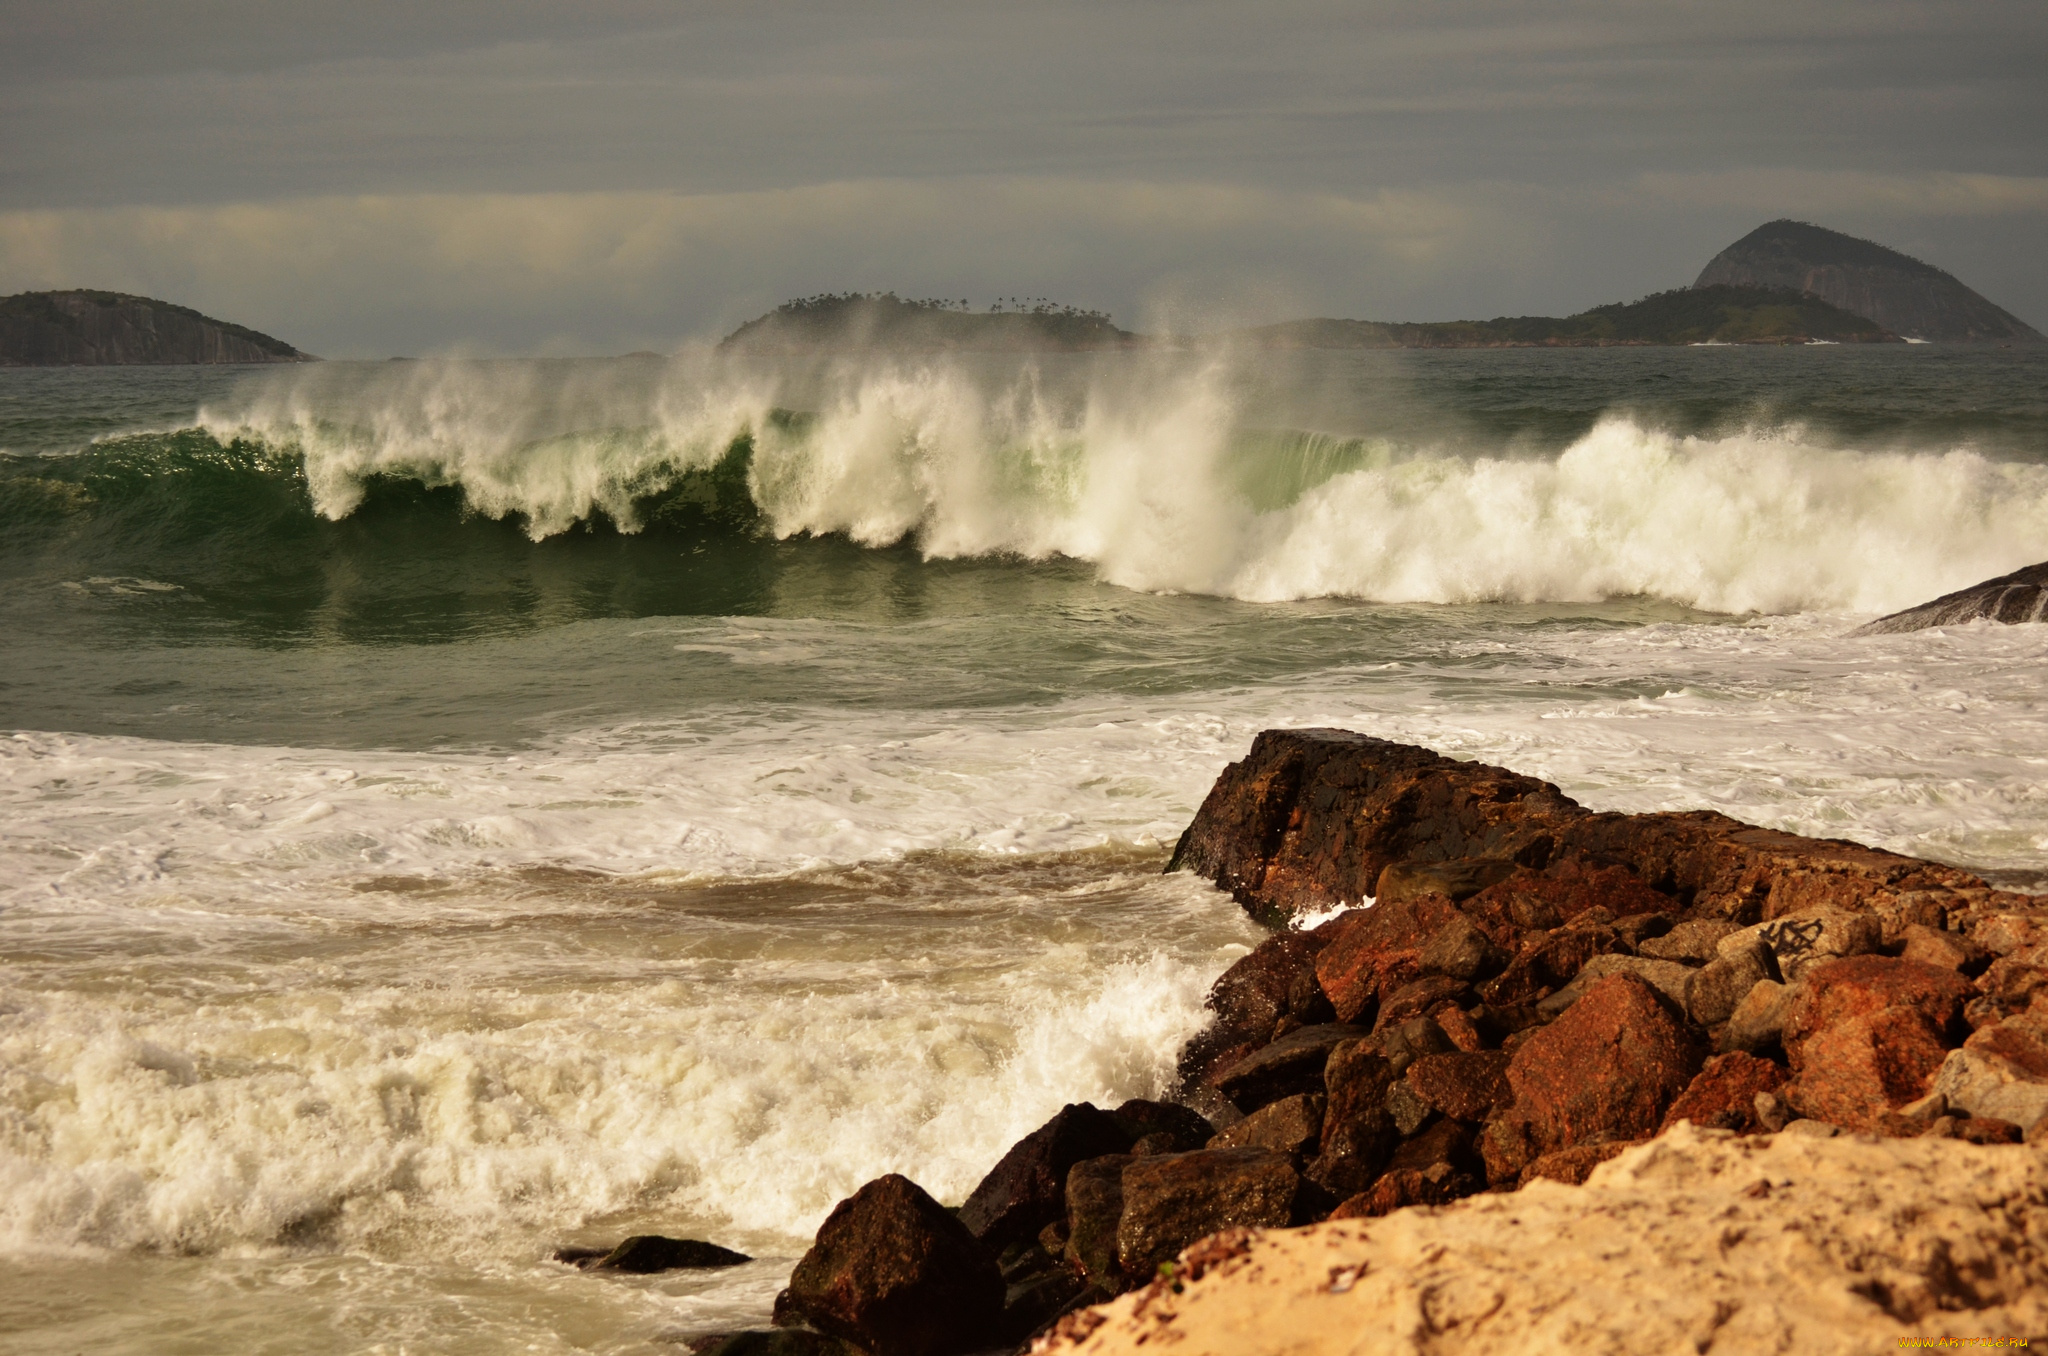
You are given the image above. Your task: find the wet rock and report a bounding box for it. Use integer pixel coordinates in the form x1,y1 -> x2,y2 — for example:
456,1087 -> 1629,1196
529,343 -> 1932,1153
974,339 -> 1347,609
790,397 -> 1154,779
574,1235 -> 752,1273
1660,1052 -> 1788,1134
957,1103 -> 1133,1250
1312,895 -> 1464,1024
1063,1155 -> 1134,1295
1203,932 -> 1330,1040
995,1264 -> 1087,1346
1538,954 -> 1695,1019
1402,1051 -> 1511,1124
1371,974 -> 1472,1031
1779,957 -> 1976,1131
1212,1023 -> 1368,1112
1639,918 -> 1741,963
687,1331 -> 867,1356
1896,923 -> 1990,975
1931,1015 -> 2048,1136
1483,974 -> 1703,1184
785,1174 -> 1003,1356
1851,559 -> 2048,635
1303,1041 -> 1396,1199
1329,1160 -> 1470,1218
1370,1014 -> 1459,1075
1208,1092 -> 1323,1157
1685,939 -> 1774,1028
1425,913 -> 1507,987
1722,978 -> 1796,1054
1375,856 -> 1518,906
1481,924 -> 1621,1008
1116,1149 -> 1300,1281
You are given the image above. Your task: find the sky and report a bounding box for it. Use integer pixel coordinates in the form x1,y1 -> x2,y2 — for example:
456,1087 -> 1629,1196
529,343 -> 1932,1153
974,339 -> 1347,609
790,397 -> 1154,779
2,0 -> 2044,356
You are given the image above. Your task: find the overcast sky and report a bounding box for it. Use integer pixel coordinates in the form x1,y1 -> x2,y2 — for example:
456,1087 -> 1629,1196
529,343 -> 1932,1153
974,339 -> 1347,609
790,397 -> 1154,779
3,0 -> 2044,355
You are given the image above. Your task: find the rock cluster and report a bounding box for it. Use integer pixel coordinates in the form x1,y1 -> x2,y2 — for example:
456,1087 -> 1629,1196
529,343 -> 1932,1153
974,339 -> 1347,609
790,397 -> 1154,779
721,732 -> 2048,1355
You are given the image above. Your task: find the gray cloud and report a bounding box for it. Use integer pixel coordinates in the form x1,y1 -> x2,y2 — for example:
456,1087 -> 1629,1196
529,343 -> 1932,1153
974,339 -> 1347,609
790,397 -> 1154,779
2,1 -> 2043,351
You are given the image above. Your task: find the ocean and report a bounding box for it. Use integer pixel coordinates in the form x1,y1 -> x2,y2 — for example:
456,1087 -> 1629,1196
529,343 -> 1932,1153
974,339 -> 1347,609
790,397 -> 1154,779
3,343 -> 2046,1353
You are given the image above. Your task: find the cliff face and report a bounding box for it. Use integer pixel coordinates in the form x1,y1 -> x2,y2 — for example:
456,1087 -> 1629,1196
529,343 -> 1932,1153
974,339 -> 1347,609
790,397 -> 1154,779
0,290 -> 316,365
1694,221 -> 2044,344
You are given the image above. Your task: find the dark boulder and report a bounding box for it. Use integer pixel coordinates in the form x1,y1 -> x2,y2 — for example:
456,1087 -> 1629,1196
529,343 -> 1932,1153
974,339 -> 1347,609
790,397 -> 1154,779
1304,1040 -> 1396,1199
569,1235 -> 752,1273
1852,560 -> 2048,636
1402,1051 -> 1512,1124
784,1174 -> 1003,1356
1115,1149 -> 1300,1280
1372,974 -> 1474,1031
1207,1092 -> 1323,1157
1211,1022 -> 1368,1112
1062,1155 -> 1133,1295
957,1103 -> 1131,1250
1109,1099 -> 1215,1153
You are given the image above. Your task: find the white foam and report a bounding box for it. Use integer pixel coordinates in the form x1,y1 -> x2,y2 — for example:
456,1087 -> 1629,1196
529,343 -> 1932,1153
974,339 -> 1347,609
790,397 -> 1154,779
199,354 -> 2048,616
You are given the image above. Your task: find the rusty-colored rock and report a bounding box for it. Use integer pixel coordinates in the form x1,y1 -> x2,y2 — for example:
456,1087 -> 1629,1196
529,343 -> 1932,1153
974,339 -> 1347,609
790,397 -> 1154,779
1311,895 -> 1463,1024
1402,1051 -> 1512,1123
958,1103 -> 1133,1250
1660,1052 -> 1788,1134
1115,1149 -> 1300,1280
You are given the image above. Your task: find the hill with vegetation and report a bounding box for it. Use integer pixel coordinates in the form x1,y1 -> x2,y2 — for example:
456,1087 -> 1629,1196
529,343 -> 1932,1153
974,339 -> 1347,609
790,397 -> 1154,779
1694,220 -> 2042,344
718,293 -> 1142,353
0,290 -> 316,365
1242,284 -> 1900,349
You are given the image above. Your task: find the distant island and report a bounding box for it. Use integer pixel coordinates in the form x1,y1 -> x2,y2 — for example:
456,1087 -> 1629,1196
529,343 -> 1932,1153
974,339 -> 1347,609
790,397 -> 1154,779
718,293 -> 1144,354
1696,219 -> 2043,345
0,290 -> 316,365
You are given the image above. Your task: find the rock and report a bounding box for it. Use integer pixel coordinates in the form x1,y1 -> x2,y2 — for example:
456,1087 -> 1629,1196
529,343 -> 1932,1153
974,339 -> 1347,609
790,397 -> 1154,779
1724,908 -> 1882,982
1371,974 -> 1472,1030
1063,1155 -> 1134,1295
575,1235 -> 752,1273
1779,957 -> 1976,1131
1368,1014 -> 1459,1074
1684,939 -> 1774,1027
1036,1125 -> 2048,1356
1431,1005 -> 1487,1052
1116,1149 -> 1300,1281
1659,1052 -> 1787,1134
1374,857 -> 1518,905
996,1263 -> 1087,1345
1896,923 -> 1990,974
1780,1119 -> 1841,1138
1722,978 -> 1796,1054
1638,918 -> 1741,962
1931,1016 -> 2048,1135
0,289 -> 318,365
687,1331 -> 866,1356
1384,1080 -> 1434,1137
1109,1100 -> 1215,1154
1171,731 -> 1992,931
958,1103 -> 1133,1250
1312,895 -> 1464,1024
1479,923 -> 1623,1008
1853,560 -> 2048,635
1964,910 -> 2048,961
1415,914 -> 1508,982
1402,1051 -> 1512,1124
1484,974 -> 1703,1183
1753,1090 -> 1792,1132
1203,933 -> 1331,1039
1537,954 -> 1694,1019
1954,1117 -> 2026,1145
1518,1140 -> 1639,1186
1211,1023 -> 1368,1112
785,1174 -> 1003,1356
1303,1042 -> 1396,1199
1208,1093 -> 1323,1157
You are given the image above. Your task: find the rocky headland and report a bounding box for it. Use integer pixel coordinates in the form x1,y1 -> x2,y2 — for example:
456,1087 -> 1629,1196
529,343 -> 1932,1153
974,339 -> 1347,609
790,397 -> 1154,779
0,290 -> 315,365
1696,220 -> 2045,345
667,730 -> 2048,1356
1853,559 -> 2048,635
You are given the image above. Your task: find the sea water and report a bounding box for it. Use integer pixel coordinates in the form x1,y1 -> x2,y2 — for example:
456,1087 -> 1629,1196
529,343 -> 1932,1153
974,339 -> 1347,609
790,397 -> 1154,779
2,344 -> 2046,1353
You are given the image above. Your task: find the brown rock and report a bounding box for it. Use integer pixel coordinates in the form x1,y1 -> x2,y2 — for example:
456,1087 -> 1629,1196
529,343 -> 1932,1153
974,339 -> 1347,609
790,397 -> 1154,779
1327,1163 -> 1468,1218
1211,1023 -> 1368,1112
1208,1093 -> 1323,1157
1722,978 -> 1796,1054
1488,974 -> 1703,1180
1897,923 -> 1990,975
1402,1051 -> 1512,1123
1371,974 -> 1473,1031
1203,932 -> 1331,1038
1109,1100 -> 1215,1154
576,1235 -> 752,1272
1432,1005 -> 1487,1051
785,1174 -> 1004,1356
1375,856 -> 1518,905
1115,1149 -> 1300,1280
1781,959 -> 1968,1133
1418,913 -> 1510,982
688,1331 -> 867,1356
958,1103 -> 1133,1250
1660,1052 -> 1788,1134
1685,940 -> 1774,1028
1303,1041 -> 1396,1199
1312,895 -> 1463,1024
1480,924 -> 1621,1007
1539,954 -> 1695,1019
1954,1117 -> 2025,1145
1639,918 -> 1741,963
1518,1140 -> 1638,1187
1063,1155 -> 1134,1294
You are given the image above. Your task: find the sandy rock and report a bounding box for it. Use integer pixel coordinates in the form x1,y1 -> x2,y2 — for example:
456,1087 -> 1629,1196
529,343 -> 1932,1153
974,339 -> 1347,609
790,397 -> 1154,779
1034,1126 -> 2048,1356
1722,977 -> 1795,1053
959,1104 -> 1134,1250
786,1174 -> 1003,1356
1933,1016 -> 2048,1136
1660,1052 -> 1787,1134
1639,917 -> 1740,962
1966,910 -> 2048,962
1721,907 -> 1882,982
1208,1093 -> 1323,1157
1896,923 -> 1990,974
1211,1023 -> 1368,1112
1114,1149 -> 1300,1281
1685,939 -> 1774,1027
